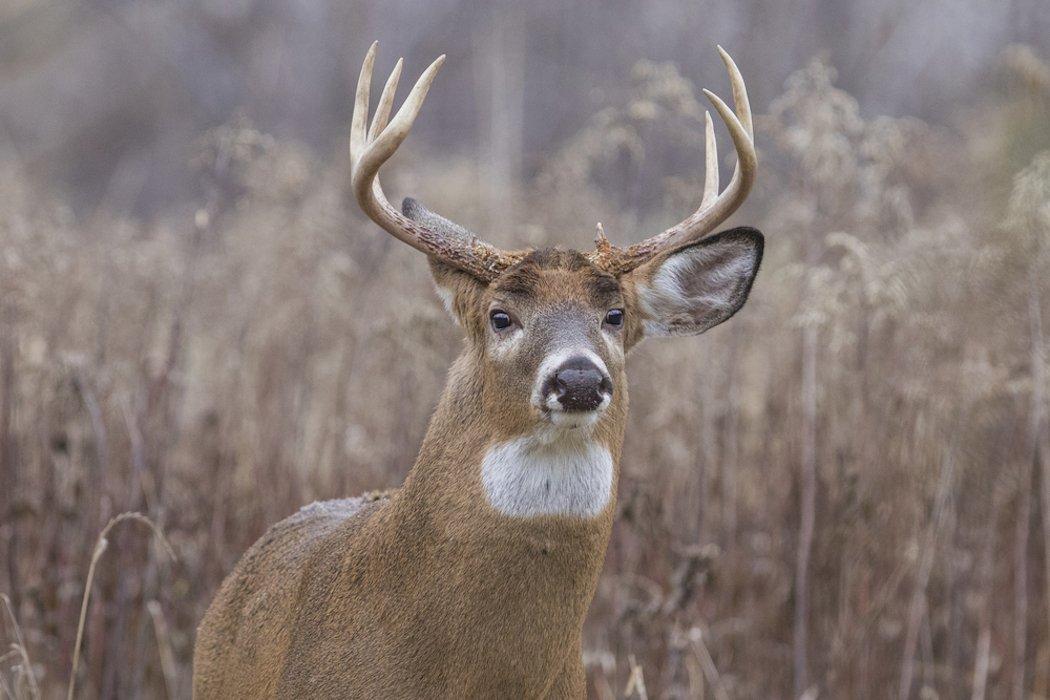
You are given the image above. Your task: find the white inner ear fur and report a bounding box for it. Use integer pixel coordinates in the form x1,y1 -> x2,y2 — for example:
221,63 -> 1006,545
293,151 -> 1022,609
432,280 -> 459,325
636,242 -> 757,337
481,435 -> 614,519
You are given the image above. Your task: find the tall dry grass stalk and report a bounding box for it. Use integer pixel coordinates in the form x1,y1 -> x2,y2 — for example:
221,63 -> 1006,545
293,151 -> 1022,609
67,514 -> 173,700
0,594 -> 39,700
145,601 -> 178,700
0,48 -> 1048,697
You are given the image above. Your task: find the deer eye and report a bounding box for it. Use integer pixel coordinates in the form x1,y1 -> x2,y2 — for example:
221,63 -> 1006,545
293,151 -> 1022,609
490,310 -> 514,332
604,309 -> 625,327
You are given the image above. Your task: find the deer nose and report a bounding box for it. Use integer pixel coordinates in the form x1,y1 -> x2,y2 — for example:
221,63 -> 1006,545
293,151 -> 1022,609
546,356 -> 613,412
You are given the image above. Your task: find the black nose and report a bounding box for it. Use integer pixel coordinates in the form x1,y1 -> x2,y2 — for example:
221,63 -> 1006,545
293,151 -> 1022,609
544,356 -> 613,412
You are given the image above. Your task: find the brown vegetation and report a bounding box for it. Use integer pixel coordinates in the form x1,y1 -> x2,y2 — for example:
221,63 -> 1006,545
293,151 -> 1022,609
2,48 -> 1050,698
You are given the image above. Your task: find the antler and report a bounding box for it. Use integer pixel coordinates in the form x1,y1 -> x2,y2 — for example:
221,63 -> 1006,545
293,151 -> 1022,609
349,42 -> 521,281
350,43 -> 755,281
588,46 -> 757,275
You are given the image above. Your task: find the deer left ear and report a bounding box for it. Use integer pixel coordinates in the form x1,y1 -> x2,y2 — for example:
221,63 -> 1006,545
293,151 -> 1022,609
628,227 -> 763,338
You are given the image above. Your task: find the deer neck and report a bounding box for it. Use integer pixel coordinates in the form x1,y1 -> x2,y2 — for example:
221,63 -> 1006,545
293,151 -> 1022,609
388,347 -> 626,603
400,349 -> 626,529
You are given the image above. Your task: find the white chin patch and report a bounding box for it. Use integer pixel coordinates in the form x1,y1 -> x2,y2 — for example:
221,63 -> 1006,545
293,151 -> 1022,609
544,392 -> 611,431
480,437 -> 614,519
548,410 -> 601,429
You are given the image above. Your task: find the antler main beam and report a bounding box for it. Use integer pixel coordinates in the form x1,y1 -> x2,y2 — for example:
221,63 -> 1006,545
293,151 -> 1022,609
349,42 -> 520,281
349,43 -> 755,280
588,46 -> 757,274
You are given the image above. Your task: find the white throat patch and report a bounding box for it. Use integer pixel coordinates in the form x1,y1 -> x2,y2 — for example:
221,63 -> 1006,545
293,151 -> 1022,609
480,437 -> 614,519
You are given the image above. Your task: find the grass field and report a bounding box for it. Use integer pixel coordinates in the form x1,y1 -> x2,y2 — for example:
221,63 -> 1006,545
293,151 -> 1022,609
2,49 -> 1050,698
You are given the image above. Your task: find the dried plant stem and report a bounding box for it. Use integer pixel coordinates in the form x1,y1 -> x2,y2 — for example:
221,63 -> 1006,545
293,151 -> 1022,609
690,632 -> 730,700
794,321 -> 818,698
971,471 -> 1004,700
1012,467 -> 1033,700
1,593 -> 39,700
972,626 -> 991,700
0,336 -> 19,618
593,668 -> 616,700
147,601 -> 178,699
899,442 -> 957,699
1027,262 -> 1050,691
625,654 -> 648,700
1005,264 -> 1047,700
0,669 -> 15,700
67,513 -> 174,700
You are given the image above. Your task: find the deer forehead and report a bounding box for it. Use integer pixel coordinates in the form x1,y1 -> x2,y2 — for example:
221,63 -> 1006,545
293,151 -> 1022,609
489,250 -> 622,310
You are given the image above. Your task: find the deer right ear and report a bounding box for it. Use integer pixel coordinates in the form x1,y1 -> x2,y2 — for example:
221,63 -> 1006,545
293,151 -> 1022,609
401,197 -> 488,326
428,258 -> 486,326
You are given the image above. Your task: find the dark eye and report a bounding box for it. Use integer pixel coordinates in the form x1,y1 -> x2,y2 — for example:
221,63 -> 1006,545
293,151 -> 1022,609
604,308 -> 625,327
490,310 -> 514,331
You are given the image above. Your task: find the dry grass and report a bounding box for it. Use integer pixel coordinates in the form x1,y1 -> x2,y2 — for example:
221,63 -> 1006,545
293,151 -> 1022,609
1,594 -> 39,700
1,50 -> 1049,698
68,514 -> 173,700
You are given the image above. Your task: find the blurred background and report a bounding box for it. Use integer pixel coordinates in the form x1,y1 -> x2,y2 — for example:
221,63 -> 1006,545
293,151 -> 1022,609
1,0 -> 1049,697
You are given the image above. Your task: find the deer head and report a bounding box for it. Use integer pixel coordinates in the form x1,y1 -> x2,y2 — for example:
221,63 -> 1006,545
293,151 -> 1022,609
350,42 -> 762,453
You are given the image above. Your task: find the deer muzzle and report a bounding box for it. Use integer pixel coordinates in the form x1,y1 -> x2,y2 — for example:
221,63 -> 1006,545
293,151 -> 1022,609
537,353 -> 613,421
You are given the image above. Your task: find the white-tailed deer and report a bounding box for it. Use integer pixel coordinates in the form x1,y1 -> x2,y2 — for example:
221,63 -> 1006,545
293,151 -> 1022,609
194,42 -> 762,698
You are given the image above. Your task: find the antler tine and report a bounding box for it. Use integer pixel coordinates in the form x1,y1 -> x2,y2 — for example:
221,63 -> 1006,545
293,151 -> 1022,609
349,41 -> 378,165
701,85 -> 755,189
591,47 -> 757,275
348,45 -> 518,281
358,56 -> 402,213
369,57 -> 403,141
717,45 -> 753,138
701,111 -> 718,207
358,53 -> 445,170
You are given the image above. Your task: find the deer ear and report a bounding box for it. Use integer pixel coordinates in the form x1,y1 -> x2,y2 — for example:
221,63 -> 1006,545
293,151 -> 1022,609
628,227 -> 763,338
402,197 -> 488,326
428,258 -> 486,326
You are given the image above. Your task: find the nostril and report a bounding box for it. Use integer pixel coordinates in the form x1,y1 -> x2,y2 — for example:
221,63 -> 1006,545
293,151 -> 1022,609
600,374 -> 613,395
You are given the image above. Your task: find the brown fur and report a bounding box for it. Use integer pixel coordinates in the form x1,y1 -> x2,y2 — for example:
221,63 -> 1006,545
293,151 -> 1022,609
194,251 -> 632,698
193,236 -> 761,697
